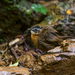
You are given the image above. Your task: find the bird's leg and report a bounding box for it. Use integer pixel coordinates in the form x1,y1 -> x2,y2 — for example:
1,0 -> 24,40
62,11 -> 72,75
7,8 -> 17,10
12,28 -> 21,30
35,49 -> 43,54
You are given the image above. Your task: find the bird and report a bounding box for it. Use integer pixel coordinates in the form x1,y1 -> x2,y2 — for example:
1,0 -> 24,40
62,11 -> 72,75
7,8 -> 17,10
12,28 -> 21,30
29,25 -> 72,52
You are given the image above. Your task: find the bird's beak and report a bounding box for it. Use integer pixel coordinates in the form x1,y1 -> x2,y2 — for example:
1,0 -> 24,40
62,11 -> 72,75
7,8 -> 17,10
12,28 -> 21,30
28,28 -> 35,34
31,30 -> 35,34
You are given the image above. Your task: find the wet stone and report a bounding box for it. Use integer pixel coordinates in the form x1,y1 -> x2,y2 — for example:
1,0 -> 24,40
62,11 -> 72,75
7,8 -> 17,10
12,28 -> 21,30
32,39 -> 75,75
0,66 -> 31,75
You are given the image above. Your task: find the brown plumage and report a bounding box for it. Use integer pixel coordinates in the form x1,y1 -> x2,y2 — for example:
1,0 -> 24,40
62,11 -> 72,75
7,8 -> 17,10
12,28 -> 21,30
30,25 -> 71,52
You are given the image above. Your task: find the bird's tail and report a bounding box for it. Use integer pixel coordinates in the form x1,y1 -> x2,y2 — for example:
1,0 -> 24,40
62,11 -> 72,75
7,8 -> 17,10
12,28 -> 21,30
59,36 -> 72,39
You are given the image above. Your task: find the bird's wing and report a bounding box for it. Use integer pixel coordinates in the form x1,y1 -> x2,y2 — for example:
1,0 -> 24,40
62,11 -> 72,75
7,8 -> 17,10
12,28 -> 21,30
48,26 -> 58,33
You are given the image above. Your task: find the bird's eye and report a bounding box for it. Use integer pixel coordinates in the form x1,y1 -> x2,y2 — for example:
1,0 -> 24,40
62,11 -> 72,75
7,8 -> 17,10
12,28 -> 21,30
33,29 -> 35,31
35,29 -> 37,31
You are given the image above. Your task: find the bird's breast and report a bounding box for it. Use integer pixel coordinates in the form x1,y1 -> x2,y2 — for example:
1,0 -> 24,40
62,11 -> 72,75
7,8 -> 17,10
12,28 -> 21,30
31,34 -> 39,48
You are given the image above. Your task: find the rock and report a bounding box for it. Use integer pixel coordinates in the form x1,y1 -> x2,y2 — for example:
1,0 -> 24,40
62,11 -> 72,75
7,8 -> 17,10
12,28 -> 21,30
0,66 -> 31,75
32,39 -> 75,75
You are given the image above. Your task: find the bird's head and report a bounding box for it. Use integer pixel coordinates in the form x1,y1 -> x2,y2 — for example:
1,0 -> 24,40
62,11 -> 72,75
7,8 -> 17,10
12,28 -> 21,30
28,25 -> 42,34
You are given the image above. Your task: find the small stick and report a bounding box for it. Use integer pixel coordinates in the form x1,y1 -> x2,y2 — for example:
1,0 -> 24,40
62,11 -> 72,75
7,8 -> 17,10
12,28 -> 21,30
7,41 -> 17,60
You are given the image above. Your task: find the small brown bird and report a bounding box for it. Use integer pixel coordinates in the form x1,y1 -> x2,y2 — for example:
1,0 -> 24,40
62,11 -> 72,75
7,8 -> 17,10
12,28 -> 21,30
29,25 -> 71,52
